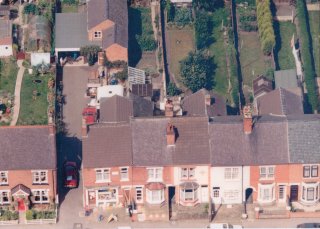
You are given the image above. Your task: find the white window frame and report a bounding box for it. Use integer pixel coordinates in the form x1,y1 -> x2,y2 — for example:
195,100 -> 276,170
147,167 -> 163,182
278,185 -> 286,202
0,190 -> 10,204
0,171 -> 8,185
180,167 -> 195,180
93,31 -> 102,39
32,189 -> 49,203
96,188 -> 118,206
135,187 -> 143,204
301,182 -> 319,203
258,183 -> 275,203
180,188 -> 198,202
259,166 -> 275,180
120,167 -> 129,181
224,167 -> 239,180
213,187 -> 220,198
303,165 -> 318,178
146,189 -> 164,204
32,170 -> 48,184
95,168 -> 110,183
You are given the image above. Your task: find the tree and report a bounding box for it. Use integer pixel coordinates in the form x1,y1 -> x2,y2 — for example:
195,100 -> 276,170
174,8 -> 192,27
80,45 -> 102,66
166,1 -> 175,22
195,10 -> 213,49
167,82 -> 181,96
180,51 -> 215,92
23,3 -> 39,15
193,0 -> 224,11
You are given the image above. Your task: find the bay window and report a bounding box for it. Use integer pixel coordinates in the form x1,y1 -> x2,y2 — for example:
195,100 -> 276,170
302,182 -> 319,203
258,183 -> 275,203
97,188 -> 117,205
146,189 -> 164,204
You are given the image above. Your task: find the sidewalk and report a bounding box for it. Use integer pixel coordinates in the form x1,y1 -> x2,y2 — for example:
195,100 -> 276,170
10,60 -> 25,126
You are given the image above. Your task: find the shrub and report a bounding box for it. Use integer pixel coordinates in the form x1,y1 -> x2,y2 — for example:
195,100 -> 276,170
195,10 -> 213,50
136,34 -> 157,51
167,82 -> 181,96
296,0 -> 318,112
174,8 -> 192,27
23,3 -> 39,15
0,210 -> 18,221
180,51 -> 215,92
256,0 -> 275,55
62,0 -> 78,5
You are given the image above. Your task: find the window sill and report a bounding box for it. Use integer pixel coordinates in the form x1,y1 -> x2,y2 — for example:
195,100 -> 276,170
32,183 -> 49,185
95,180 -> 111,184
146,199 -> 165,205
147,179 -> 163,183
0,184 -> 9,186
120,179 -> 129,182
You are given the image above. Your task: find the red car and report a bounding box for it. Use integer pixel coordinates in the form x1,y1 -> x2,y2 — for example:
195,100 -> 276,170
64,162 -> 78,188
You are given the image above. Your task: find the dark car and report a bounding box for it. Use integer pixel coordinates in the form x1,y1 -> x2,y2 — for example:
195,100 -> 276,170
64,161 -> 78,188
297,223 -> 320,228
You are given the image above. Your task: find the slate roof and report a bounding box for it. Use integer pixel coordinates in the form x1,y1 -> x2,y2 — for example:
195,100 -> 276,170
131,116 -> 210,166
0,126 -> 56,170
209,115 -> 289,166
99,95 -> 133,123
287,115 -> 320,164
99,94 -> 153,123
275,69 -> 299,89
82,123 -> 132,168
87,0 -> 128,48
0,19 -> 12,40
55,13 -> 100,49
182,89 -> 227,117
256,88 -> 304,115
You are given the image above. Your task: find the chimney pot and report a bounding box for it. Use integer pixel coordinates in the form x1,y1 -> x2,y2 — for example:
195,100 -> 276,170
166,123 -> 175,145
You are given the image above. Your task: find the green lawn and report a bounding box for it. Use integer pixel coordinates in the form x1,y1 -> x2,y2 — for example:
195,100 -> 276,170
167,28 -> 195,89
128,7 -> 156,67
17,72 -> 52,125
61,3 -> 78,13
309,11 -> 320,77
209,8 -> 229,101
0,58 -> 18,96
239,31 -> 271,86
274,21 -> 297,70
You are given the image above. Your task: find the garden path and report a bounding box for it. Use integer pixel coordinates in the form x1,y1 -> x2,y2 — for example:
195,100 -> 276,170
10,60 -> 25,126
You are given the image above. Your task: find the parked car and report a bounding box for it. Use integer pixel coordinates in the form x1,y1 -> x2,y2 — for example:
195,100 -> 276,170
208,223 -> 243,229
64,161 -> 78,188
297,223 -> 320,228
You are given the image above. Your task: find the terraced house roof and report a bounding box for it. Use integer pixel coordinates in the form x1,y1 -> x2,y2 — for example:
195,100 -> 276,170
0,126 -> 56,170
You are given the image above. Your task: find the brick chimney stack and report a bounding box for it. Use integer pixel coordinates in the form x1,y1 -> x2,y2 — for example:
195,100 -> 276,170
166,123 -> 175,146
165,99 -> 174,117
48,124 -> 55,135
82,118 -> 88,138
205,94 -> 211,106
243,105 -> 253,134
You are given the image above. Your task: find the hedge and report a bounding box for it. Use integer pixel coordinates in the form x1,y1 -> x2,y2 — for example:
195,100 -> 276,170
296,0 -> 318,112
256,0 -> 275,55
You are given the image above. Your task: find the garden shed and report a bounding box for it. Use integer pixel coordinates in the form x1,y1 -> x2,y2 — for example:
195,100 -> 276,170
25,16 -> 51,52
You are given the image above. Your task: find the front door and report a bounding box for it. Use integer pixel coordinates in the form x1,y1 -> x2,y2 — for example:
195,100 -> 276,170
201,185 -> 209,203
18,199 -> 25,211
290,185 -> 299,202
